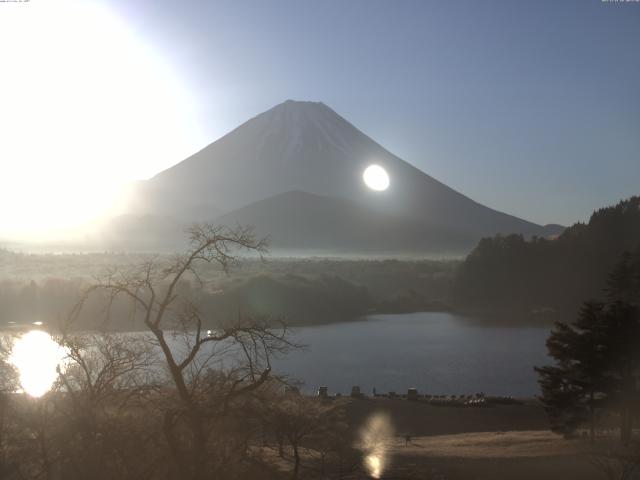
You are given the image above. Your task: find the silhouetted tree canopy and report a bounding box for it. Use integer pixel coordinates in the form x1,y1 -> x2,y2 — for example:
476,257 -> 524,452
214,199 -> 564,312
454,196 -> 640,317
535,250 -> 640,443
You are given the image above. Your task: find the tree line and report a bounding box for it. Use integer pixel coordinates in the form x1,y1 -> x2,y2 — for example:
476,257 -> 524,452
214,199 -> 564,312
0,258 -> 457,330
454,196 -> 640,317
0,273 -> 371,330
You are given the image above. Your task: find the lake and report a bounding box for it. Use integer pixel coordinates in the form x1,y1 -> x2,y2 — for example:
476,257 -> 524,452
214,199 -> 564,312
3,312 -> 553,398
269,312 -> 552,397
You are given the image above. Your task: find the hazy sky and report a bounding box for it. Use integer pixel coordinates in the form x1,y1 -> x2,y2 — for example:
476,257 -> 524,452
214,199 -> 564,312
1,0 -> 638,237
104,0 -> 640,226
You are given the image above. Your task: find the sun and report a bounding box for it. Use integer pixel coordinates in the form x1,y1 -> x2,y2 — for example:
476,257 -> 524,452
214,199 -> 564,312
363,164 -> 390,191
0,0 -> 202,240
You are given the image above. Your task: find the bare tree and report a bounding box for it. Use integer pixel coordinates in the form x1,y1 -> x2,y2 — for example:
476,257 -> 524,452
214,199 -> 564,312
70,224 -> 295,480
260,392 -> 344,480
53,333 -> 160,480
0,338 -> 19,478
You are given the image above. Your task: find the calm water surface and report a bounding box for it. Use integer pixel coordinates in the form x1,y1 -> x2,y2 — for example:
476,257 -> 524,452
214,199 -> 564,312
270,312 -> 551,397
3,312 -> 552,398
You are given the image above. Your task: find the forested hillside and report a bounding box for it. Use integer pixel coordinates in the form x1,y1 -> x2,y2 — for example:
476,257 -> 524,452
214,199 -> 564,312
454,197 -> 640,317
0,254 -> 457,329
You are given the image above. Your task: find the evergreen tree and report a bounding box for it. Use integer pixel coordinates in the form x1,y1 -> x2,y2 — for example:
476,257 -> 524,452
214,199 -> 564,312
599,301 -> 640,444
535,301 -> 608,441
604,251 -> 640,443
606,249 -> 640,304
536,293 -> 640,443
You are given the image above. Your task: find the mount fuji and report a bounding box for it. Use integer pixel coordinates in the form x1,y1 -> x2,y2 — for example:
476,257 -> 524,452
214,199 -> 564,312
116,100 -> 562,254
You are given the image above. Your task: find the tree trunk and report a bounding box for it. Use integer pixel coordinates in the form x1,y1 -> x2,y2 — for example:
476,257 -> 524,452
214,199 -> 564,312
589,391 -> 595,443
620,369 -> 634,445
154,329 -> 208,479
292,444 -> 300,480
276,432 -> 284,457
621,407 -> 632,444
163,410 -> 186,479
162,408 -> 208,480
189,409 -> 207,480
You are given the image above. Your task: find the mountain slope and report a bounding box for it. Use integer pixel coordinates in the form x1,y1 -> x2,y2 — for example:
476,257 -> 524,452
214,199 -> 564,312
212,190 -> 477,255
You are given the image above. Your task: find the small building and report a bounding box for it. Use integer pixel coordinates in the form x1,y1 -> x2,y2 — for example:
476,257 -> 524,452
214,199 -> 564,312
407,388 -> 418,401
317,386 -> 328,398
351,385 -> 362,398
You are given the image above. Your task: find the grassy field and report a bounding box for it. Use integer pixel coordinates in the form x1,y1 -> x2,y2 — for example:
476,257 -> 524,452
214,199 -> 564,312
386,430 -> 600,480
264,399 -> 608,479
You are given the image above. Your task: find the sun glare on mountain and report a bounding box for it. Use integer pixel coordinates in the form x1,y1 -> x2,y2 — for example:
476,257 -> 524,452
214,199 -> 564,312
363,164 -> 390,191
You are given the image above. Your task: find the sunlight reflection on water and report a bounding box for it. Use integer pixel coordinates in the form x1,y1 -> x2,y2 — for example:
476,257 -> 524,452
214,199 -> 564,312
9,330 -> 68,397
